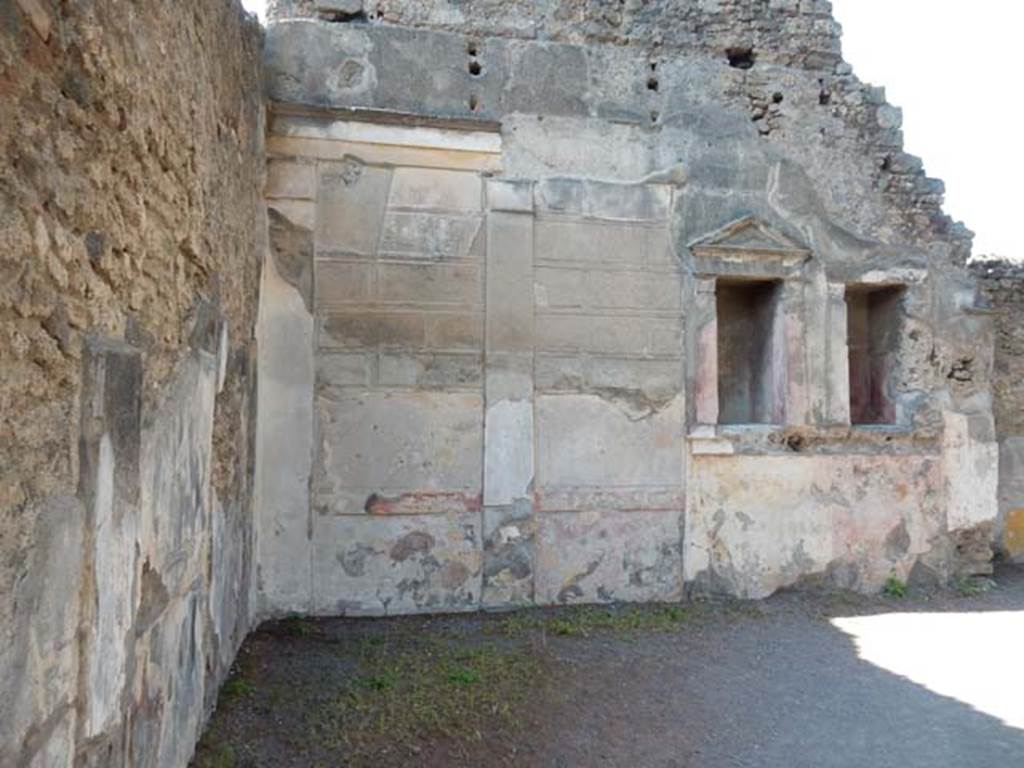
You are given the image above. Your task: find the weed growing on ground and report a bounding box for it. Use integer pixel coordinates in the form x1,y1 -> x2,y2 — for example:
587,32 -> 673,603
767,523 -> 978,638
193,742 -> 237,768
954,576 -> 995,597
882,576 -> 907,599
307,638 -> 548,761
493,603 -> 691,638
220,677 -> 255,699
279,617 -> 317,637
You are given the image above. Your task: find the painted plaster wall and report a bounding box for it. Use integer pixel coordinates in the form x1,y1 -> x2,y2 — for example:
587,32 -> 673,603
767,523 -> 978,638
0,1 -> 265,765
257,5 -> 998,615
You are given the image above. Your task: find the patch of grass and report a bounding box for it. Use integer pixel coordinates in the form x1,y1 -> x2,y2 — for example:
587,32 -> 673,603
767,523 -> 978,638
355,671 -> 398,691
308,639 -> 548,760
493,603 -> 692,638
193,742 -> 236,768
279,617 -> 318,637
954,576 -> 995,597
221,676 -> 255,699
882,576 -> 907,599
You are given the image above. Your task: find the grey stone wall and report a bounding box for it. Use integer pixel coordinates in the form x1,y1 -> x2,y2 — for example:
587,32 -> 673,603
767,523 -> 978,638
972,260 -> 1024,561
257,0 -> 998,612
0,1 -> 265,765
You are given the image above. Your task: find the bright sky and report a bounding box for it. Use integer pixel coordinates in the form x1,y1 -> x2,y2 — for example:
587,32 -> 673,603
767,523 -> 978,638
242,0 -> 1019,258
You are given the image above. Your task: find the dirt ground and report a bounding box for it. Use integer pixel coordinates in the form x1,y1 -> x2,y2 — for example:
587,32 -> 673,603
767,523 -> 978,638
193,566 -> 1024,768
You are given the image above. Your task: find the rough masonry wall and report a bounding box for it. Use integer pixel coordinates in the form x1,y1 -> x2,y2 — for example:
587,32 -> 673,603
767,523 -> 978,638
267,0 -> 970,267
0,1 -> 264,765
972,260 -> 1024,561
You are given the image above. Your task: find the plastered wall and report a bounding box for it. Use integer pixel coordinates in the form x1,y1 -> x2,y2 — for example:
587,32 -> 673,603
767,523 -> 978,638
0,2 -> 265,765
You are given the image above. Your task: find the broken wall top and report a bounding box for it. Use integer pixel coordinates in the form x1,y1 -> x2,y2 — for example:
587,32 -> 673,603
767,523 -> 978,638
264,0 -> 972,268
269,0 -> 843,70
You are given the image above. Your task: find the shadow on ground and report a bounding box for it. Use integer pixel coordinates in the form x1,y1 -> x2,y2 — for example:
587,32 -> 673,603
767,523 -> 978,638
193,566 -> 1024,767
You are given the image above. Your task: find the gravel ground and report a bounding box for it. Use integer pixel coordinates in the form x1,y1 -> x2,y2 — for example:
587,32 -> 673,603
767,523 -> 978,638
193,566 -> 1024,768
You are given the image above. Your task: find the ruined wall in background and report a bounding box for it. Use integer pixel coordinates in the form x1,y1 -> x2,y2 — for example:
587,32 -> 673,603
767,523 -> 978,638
972,260 -> 1024,562
0,1 -> 265,765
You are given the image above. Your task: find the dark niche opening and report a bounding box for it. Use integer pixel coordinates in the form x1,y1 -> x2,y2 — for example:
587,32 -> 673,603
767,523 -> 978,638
847,285 -> 905,425
717,278 -> 784,425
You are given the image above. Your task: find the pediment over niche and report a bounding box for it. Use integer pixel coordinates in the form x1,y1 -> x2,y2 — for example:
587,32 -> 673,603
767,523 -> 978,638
687,215 -> 811,260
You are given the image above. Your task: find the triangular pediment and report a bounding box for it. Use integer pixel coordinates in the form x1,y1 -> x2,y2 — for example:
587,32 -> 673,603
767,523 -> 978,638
688,215 -> 810,256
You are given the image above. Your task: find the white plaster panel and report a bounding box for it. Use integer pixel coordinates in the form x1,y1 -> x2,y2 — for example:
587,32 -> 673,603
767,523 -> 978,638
313,391 -> 483,512
537,393 -> 683,488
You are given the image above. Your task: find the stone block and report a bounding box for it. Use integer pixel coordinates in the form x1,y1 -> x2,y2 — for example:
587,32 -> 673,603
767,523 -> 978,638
377,352 -> 483,390
265,22 -> 376,105
534,266 -> 586,310
387,167 -> 482,212
484,398 -> 534,506
484,356 -> 533,401
316,161 -> 392,256
313,391 -> 483,514
503,41 -> 589,117
535,314 -> 680,356
534,179 -> 586,216
486,211 -> 534,352
378,212 -> 483,261
537,393 -> 683,488
534,219 -> 661,267
375,262 -> 482,306
583,181 -> 672,222
486,179 -> 533,213
588,357 -> 682,399
535,354 -> 586,392
315,260 -> 372,305
317,352 -> 372,391
266,159 -> 316,200
312,513 -> 483,615
535,510 -> 683,604
586,268 -> 680,311
367,25 -> 508,122
319,312 -> 426,350
425,312 -> 484,350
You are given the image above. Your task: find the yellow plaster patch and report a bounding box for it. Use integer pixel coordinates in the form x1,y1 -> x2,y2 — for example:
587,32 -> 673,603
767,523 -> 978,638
1003,508 -> 1024,557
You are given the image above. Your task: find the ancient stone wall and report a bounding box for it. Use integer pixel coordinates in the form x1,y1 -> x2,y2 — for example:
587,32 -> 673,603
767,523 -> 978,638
257,2 -> 998,614
972,259 -> 1024,561
0,1 -> 265,765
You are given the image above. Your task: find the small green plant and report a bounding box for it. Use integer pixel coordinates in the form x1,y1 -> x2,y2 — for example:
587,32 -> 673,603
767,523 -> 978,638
356,672 -> 397,691
279,617 -> 317,637
954,576 -> 994,597
221,677 -> 255,699
493,604 -> 691,638
882,576 -> 907,599
195,743 -> 236,768
446,665 -> 482,685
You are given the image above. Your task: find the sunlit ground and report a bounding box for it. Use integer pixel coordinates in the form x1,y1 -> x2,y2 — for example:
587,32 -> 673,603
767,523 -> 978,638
833,610 -> 1024,730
